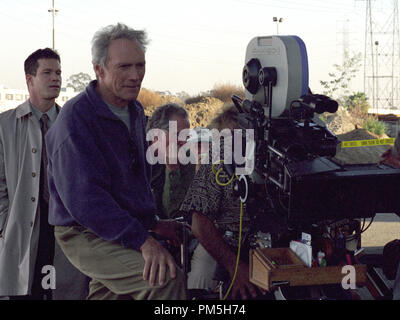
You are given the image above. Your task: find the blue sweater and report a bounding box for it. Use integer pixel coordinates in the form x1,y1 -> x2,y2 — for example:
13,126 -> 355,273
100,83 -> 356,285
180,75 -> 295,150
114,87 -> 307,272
46,81 -> 157,250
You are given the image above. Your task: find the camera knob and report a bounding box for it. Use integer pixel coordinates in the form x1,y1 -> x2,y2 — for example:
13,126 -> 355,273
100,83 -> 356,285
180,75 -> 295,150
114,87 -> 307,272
243,58 -> 262,94
258,67 -> 277,86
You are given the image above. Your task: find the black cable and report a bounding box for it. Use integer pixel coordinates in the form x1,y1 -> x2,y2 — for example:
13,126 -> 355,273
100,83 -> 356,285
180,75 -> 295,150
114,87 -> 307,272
360,216 -> 374,234
360,218 -> 366,232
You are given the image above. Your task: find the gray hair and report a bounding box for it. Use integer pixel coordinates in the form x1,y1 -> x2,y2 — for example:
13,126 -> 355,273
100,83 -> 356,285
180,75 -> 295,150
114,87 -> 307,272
147,103 -> 189,132
91,23 -> 149,67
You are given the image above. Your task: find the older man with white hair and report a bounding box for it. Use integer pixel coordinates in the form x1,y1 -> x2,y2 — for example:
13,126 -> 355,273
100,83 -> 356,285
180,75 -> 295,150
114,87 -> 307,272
45,23 -> 186,300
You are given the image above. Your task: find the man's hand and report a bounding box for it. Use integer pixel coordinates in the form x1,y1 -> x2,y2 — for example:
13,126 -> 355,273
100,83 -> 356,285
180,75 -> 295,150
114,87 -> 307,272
228,261 -> 259,300
140,236 -> 177,286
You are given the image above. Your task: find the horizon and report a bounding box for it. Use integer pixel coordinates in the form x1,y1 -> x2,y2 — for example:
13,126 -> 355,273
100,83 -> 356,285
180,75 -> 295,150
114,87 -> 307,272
0,0 -> 384,97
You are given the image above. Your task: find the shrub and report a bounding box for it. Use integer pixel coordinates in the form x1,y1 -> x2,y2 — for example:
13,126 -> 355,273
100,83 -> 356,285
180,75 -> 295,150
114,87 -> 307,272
342,92 -> 371,127
137,88 -> 163,107
210,82 -> 245,102
185,94 -> 209,105
344,92 -> 370,114
362,116 -> 386,136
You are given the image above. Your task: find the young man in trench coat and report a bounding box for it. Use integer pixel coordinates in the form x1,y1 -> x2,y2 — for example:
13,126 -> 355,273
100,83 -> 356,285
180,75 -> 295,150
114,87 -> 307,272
0,48 -> 68,299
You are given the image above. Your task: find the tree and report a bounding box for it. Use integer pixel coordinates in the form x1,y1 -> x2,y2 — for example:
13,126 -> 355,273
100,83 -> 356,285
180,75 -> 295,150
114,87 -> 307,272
66,72 -> 92,92
319,51 -> 362,102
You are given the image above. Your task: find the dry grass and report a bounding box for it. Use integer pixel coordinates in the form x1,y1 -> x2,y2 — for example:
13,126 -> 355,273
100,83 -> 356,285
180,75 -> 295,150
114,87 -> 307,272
184,97 -> 224,128
210,82 -> 245,102
139,88 -> 184,117
137,88 -> 164,107
185,94 -> 210,105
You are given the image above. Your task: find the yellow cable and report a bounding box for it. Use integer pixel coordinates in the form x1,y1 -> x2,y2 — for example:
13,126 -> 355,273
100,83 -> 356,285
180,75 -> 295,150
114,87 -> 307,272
212,159 -> 224,175
211,161 -> 244,300
222,200 -> 243,300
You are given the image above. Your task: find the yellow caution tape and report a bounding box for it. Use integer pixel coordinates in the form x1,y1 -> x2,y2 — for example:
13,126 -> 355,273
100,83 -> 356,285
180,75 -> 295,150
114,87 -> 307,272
341,138 -> 395,148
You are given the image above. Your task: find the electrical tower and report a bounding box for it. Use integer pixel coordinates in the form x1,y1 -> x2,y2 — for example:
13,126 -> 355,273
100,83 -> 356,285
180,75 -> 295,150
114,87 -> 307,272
364,0 -> 400,112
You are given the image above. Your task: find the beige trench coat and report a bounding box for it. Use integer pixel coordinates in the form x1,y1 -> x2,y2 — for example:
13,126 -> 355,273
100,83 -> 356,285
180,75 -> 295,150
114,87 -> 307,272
0,101 -> 57,295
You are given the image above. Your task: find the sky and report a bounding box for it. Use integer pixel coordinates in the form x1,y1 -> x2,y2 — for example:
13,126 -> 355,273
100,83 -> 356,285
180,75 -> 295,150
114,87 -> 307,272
0,0 -> 371,96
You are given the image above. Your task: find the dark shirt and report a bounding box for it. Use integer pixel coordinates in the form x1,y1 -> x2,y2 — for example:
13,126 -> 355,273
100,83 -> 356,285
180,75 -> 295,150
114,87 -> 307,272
151,163 -> 195,219
46,80 -> 157,251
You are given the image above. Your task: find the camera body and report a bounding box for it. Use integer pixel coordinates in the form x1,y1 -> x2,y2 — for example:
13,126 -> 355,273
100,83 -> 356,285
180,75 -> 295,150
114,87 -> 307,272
243,35 -> 309,118
234,36 -> 400,227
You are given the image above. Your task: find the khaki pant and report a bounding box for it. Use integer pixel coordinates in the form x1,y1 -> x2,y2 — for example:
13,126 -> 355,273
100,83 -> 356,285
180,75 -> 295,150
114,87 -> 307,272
54,226 -> 187,300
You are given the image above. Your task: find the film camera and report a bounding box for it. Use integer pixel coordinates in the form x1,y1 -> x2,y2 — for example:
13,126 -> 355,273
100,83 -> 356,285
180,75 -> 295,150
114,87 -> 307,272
213,36 -> 400,300
230,35 -> 400,230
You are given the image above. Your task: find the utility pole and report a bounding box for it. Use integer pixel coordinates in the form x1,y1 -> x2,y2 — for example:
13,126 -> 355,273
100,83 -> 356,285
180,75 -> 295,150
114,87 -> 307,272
48,0 -> 59,50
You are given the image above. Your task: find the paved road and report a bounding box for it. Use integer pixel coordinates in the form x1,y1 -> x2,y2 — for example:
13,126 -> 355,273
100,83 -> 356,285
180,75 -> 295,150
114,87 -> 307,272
361,213 -> 400,248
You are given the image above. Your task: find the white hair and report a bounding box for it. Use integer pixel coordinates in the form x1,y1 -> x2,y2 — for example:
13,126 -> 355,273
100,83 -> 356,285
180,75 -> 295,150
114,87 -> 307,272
91,22 -> 149,67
